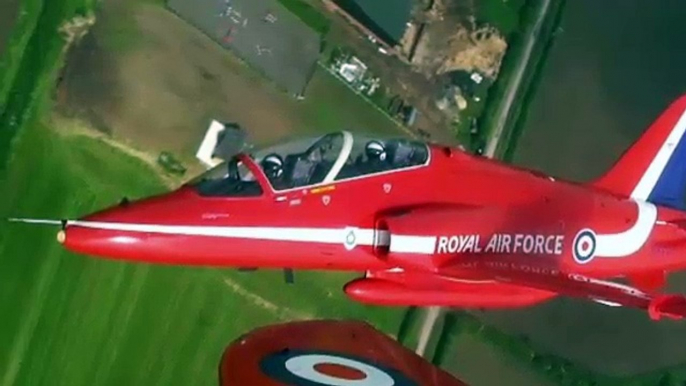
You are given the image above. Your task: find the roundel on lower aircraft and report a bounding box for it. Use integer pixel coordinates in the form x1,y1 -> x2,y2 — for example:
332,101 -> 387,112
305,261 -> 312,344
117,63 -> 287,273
259,349 -> 418,386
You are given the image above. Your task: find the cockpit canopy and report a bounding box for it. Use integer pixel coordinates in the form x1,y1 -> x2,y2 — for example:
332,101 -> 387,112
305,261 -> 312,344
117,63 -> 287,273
190,131 -> 429,197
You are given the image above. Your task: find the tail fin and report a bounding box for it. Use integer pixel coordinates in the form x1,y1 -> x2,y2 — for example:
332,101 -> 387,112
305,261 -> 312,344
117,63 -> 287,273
593,95 -> 686,211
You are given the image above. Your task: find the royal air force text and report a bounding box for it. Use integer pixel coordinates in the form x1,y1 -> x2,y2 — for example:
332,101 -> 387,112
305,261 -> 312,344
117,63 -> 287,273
436,234 -> 564,255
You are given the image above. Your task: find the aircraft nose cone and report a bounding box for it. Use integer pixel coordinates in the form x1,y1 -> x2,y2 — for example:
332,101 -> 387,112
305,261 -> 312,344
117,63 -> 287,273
60,218 -> 147,261
57,230 -> 66,244
57,196 -> 152,258
57,189 -> 197,262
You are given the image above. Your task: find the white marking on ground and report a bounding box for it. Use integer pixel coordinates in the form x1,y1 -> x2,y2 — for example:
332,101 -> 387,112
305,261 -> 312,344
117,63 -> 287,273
222,277 -> 310,320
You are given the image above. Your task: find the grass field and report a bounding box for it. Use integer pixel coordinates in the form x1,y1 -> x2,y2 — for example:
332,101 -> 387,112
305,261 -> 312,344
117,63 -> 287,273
0,0 -> 38,109
297,65 -> 406,138
435,314 -> 554,386
0,0 -> 96,172
476,0 -> 527,36
444,335 -> 552,386
275,0 -> 330,36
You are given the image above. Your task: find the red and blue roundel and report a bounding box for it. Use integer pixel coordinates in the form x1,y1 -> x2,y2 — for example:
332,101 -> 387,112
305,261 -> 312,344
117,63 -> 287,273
573,228 -> 597,264
259,349 -> 419,386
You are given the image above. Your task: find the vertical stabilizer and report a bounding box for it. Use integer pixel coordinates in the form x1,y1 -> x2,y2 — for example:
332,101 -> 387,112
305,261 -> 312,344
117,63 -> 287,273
593,95 -> 686,211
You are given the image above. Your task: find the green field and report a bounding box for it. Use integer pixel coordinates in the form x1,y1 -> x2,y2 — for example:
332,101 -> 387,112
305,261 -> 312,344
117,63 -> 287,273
297,65 -> 406,138
0,0 -> 40,109
439,332 -> 553,386
0,0 -> 96,172
275,0 -> 330,36
430,313 -> 554,386
476,0 -> 527,36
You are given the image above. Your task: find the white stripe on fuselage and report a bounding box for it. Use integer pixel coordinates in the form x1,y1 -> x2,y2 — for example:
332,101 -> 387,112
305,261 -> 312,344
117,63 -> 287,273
68,221 -> 397,251
389,235 -> 437,254
631,107 -> 686,200
67,197 -> 655,259
595,199 -> 657,258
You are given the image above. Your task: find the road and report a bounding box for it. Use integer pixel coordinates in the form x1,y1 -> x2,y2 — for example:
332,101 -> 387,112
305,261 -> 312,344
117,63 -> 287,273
415,306 -> 442,356
414,0 -> 553,358
484,0 -> 553,156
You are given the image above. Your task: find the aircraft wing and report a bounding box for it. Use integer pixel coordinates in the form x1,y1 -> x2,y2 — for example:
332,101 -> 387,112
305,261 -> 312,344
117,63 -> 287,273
438,260 -> 686,321
544,272 -> 686,321
219,320 -> 467,386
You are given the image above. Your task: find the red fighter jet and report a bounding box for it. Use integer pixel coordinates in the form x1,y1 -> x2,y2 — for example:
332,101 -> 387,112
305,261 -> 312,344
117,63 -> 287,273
12,95 -> 686,320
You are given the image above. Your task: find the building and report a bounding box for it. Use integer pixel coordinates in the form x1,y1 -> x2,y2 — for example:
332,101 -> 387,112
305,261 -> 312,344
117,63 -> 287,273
325,0 -> 413,49
338,56 -> 368,83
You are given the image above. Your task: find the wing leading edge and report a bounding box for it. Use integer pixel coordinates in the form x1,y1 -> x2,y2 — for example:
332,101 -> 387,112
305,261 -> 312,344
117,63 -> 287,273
219,320 -> 467,385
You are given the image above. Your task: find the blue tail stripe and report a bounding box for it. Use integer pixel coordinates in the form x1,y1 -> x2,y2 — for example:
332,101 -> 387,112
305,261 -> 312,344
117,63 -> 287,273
647,134 -> 686,211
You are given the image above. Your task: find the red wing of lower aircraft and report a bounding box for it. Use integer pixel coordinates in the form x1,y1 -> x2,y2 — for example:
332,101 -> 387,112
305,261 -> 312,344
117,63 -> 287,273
11,94 -> 686,320
218,320 -> 467,386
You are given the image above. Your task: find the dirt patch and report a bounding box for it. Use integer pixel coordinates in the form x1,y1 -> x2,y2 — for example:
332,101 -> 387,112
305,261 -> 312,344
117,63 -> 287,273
49,113 -> 186,189
414,25 -> 507,78
59,13 -> 97,47
59,2 -> 301,158
412,0 -> 507,79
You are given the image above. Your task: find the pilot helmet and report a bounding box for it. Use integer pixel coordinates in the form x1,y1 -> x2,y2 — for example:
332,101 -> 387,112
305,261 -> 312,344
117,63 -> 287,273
261,154 -> 284,179
365,140 -> 387,162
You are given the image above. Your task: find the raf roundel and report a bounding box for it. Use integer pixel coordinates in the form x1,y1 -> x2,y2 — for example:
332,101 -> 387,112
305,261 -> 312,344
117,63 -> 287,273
343,227 -> 359,251
259,349 -> 419,386
573,228 -> 597,264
